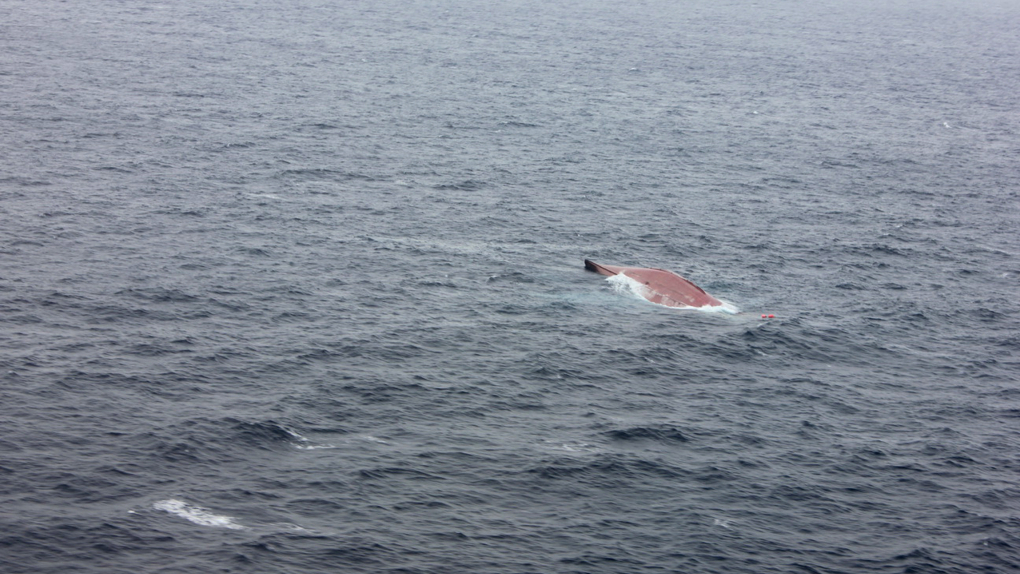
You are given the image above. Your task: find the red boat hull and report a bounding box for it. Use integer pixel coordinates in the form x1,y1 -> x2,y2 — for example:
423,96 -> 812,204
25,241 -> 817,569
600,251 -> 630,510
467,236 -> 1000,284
584,259 -> 724,309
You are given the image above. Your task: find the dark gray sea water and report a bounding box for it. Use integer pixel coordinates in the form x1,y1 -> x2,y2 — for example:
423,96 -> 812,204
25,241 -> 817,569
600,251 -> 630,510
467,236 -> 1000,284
2,0 -> 1019,572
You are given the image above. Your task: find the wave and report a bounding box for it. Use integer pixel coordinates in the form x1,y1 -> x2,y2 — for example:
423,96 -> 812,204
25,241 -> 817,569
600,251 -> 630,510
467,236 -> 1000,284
153,499 -> 245,530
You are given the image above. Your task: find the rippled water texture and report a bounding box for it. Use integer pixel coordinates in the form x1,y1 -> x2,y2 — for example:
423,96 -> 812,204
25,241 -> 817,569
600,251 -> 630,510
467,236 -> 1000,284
2,0 -> 1018,572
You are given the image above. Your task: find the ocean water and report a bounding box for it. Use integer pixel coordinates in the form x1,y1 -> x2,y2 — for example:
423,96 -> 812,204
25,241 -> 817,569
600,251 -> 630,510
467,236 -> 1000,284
1,0 -> 1018,572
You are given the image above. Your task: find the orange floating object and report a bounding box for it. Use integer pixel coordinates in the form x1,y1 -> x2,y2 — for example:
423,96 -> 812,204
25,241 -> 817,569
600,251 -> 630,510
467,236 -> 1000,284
584,259 -> 724,309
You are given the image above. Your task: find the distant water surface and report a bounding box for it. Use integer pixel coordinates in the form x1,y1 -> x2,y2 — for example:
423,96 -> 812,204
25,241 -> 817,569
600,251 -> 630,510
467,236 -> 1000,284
1,0 -> 1018,572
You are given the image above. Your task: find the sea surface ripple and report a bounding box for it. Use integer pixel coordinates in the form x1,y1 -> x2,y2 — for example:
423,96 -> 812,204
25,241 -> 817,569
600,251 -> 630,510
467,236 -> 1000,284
1,1 -> 1018,572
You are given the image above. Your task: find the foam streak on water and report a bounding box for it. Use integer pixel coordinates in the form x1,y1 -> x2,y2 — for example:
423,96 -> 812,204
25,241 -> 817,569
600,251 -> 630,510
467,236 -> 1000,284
153,500 -> 245,530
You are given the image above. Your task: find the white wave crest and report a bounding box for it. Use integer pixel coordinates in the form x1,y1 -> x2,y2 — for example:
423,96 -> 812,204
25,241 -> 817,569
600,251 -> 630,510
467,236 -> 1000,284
153,499 -> 245,530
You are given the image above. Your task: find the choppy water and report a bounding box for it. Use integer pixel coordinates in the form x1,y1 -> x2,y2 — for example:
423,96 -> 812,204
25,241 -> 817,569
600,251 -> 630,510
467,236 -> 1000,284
2,0 -> 1019,572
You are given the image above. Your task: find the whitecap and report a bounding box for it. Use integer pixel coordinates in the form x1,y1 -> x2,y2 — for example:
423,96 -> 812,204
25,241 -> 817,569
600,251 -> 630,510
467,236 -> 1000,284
540,439 -> 599,454
286,428 -> 342,450
713,517 -> 734,529
294,442 -> 340,450
293,433 -> 389,450
153,499 -> 245,530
